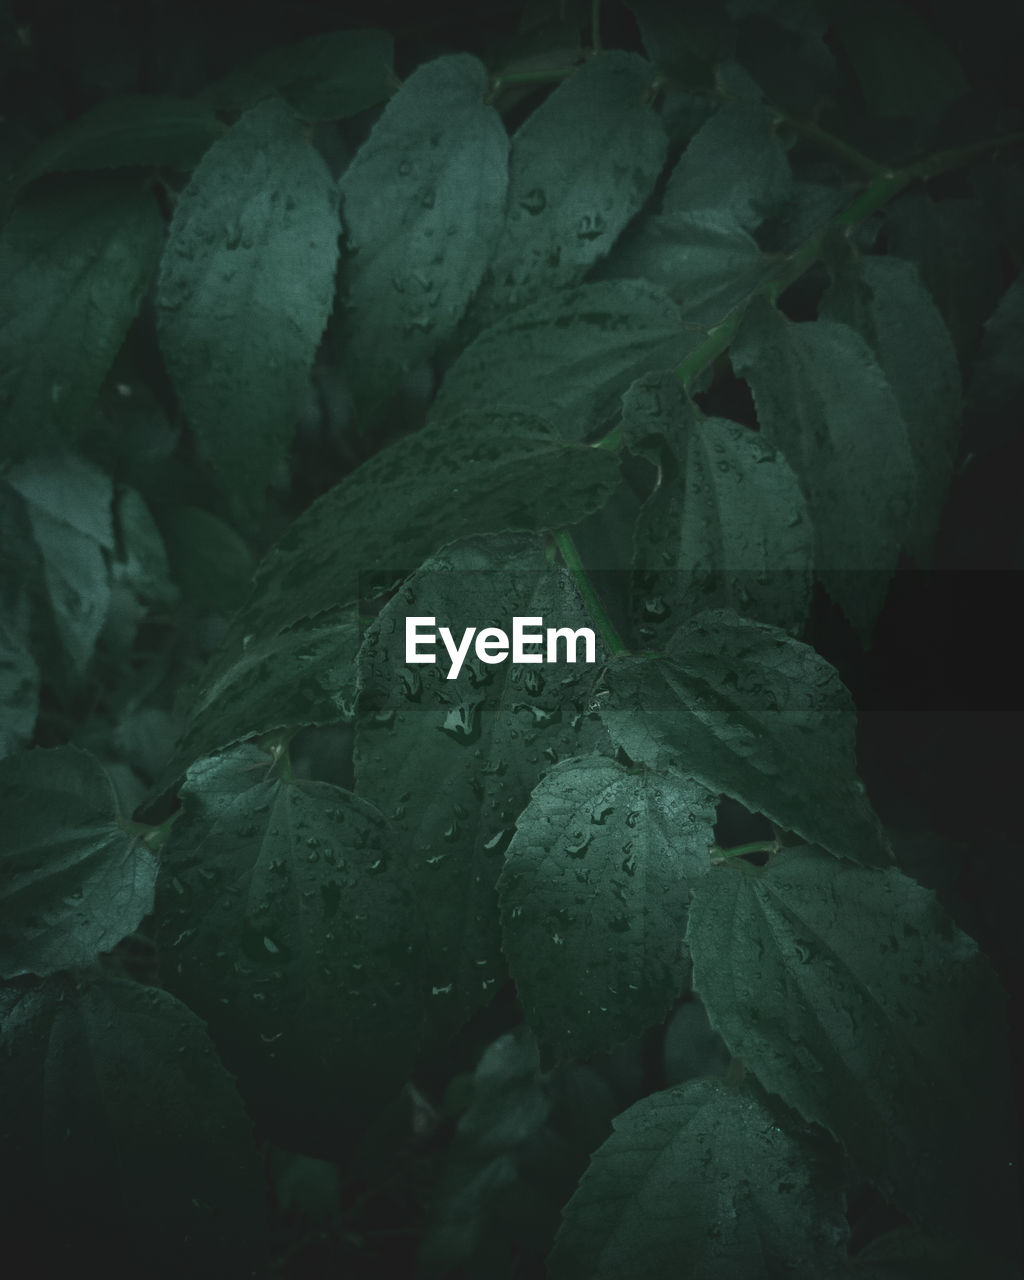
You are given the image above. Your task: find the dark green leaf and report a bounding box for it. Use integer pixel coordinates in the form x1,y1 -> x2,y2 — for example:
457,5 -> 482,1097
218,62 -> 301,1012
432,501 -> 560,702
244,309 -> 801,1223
158,504 -> 254,611
592,208 -> 767,325
466,51 -> 667,332
166,605 -> 359,783
731,297 -> 916,638
337,53 -> 508,405
599,610 -> 893,867
0,975 -> 264,1277
968,274 -> 1024,422
0,178 -> 163,458
431,279 -> 702,441
111,486 -> 178,609
622,371 -> 813,639
687,847 -> 1019,1252
6,454 -> 114,672
548,1077 -> 849,1279
498,754 -> 715,1060
156,98 -> 340,510
206,409 -> 618,664
848,1225 -> 1022,1279
355,534 -> 612,1039
202,29 -> 394,120
836,0 -> 967,120
11,95 -> 223,188
0,745 -> 157,978
821,246 -> 961,564
661,100 -> 791,232
154,742 -> 422,1154
0,593 -> 38,759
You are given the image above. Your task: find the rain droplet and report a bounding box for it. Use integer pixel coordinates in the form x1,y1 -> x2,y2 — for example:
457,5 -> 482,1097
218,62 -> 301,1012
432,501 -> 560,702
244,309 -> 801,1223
519,188 -> 546,215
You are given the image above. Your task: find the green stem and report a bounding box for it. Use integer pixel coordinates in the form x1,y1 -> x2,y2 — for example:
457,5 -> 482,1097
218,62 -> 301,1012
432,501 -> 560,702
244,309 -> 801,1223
554,530 -> 629,656
710,839 -> 780,860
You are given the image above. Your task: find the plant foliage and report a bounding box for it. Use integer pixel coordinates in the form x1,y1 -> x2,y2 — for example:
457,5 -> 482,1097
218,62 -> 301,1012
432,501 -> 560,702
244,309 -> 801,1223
1,0 -> 1021,1276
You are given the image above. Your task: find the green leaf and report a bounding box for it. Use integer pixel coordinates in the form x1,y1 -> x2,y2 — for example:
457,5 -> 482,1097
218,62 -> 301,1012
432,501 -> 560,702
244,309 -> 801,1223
498,755 -> 715,1061
882,192 -> 1003,367
466,51 -> 667,332
111,486 -> 178,609
622,371 -> 813,640
202,28 -> 394,120
0,178 -> 163,458
661,100 -> 791,233
0,745 -> 157,978
0,975 -> 264,1276
158,504 -> 254,611
0,593 -> 38,759
599,609 -> 893,867
166,604 -> 359,784
431,279 -> 702,441
154,742 -> 423,1154
11,95 -> 223,188
355,534 -> 612,1039
155,98 -> 340,511
836,0 -> 967,120
6,454 -> 114,673
206,408 -> 618,662
337,53 -> 508,405
687,847 -> 1019,1253
968,273 -> 1024,422
821,247 -> 961,564
592,208 -> 767,325
420,1027 -> 553,1273
730,297 -> 916,638
548,1077 -> 849,1279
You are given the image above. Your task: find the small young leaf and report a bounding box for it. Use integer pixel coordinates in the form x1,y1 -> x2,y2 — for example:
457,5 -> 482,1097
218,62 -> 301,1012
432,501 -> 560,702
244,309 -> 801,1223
731,298 -> 916,638
661,99 -> 791,232
0,745 -> 157,978
202,28 -> 394,120
154,743 -> 423,1155
156,98 -> 340,511
548,1077 -> 849,1279
599,609 -> 893,867
466,51 -> 667,332
355,534 -> 613,1040
687,847 -> 1019,1253
11,95 -> 223,188
498,755 -> 715,1061
337,53 -> 508,406
431,279 -> 702,441
622,371 -> 813,638
0,178 -> 163,458
0,976 -> 264,1277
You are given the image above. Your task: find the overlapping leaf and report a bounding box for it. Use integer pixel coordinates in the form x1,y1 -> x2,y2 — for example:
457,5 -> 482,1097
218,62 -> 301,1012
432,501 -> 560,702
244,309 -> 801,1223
431,279 -> 702,441
337,54 -> 508,405
822,245 -> 961,563
549,1077 -> 849,1279
201,28 -> 394,119
154,743 -> 422,1155
466,51 -> 667,333
0,976 -> 263,1277
0,178 -> 163,457
355,534 -> 612,1039
731,298 -> 916,637
156,98 -> 340,509
498,755 -> 715,1061
599,609 -> 893,867
687,847 -> 1019,1253
0,746 -> 157,978
622,371 -> 813,640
